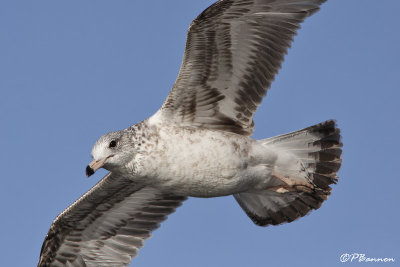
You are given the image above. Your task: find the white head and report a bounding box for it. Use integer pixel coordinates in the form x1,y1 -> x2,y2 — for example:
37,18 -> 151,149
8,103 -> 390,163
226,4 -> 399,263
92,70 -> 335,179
86,130 -> 136,177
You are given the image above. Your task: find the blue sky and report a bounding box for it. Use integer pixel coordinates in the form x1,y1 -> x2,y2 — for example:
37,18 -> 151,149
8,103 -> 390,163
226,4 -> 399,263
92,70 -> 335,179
1,0 -> 399,266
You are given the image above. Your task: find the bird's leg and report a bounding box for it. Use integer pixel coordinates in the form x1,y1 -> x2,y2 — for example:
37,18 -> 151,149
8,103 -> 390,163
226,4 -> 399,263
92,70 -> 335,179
270,170 -> 314,193
268,186 -> 296,193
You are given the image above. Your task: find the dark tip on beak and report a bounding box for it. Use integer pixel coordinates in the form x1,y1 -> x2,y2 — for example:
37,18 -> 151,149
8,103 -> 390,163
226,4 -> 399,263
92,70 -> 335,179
86,165 -> 95,177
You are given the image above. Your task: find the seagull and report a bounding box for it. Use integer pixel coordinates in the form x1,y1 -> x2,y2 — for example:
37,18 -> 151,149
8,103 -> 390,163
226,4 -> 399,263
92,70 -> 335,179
39,0 -> 342,266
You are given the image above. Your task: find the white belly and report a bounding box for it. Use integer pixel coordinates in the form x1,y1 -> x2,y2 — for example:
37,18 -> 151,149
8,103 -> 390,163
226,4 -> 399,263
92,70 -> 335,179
135,126 -> 274,197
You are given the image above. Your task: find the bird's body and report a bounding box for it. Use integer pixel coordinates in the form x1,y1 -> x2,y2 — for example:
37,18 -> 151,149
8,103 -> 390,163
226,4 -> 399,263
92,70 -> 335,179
39,1 -> 343,266
113,117 -> 267,197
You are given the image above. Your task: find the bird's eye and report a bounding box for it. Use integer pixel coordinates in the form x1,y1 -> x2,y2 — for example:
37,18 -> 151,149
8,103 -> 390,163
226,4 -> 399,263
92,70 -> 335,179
109,140 -> 117,148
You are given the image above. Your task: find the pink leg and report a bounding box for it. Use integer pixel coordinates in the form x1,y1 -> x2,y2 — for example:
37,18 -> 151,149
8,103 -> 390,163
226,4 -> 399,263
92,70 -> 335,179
270,170 -> 314,193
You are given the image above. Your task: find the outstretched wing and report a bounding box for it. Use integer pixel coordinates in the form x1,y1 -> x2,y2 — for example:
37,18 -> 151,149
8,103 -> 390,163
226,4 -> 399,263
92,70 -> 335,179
159,0 -> 326,135
38,173 -> 186,266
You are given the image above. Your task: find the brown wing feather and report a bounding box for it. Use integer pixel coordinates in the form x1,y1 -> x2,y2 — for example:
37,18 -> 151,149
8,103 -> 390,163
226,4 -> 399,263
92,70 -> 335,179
160,0 -> 327,135
38,173 -> 186,266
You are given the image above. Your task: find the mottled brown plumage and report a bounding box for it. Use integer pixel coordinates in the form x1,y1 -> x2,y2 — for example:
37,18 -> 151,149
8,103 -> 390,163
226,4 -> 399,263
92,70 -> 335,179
39,1 -> 342,266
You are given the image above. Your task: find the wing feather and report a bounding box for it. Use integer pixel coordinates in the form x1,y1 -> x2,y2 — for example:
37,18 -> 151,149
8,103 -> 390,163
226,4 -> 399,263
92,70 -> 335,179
38,173 -> 186,266
159,0 -> 326,135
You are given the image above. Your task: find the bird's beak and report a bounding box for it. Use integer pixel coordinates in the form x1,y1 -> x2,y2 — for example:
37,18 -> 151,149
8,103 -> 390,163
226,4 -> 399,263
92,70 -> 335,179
86,158 -> 108,177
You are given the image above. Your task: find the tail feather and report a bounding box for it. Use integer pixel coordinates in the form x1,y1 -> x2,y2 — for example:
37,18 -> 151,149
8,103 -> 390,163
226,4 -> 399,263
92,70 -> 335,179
234,120 -> 342,226
263,120 -> 342,190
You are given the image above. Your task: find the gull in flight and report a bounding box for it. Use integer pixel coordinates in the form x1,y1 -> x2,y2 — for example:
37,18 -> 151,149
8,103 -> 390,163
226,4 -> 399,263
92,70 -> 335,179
39,0 -> 342,266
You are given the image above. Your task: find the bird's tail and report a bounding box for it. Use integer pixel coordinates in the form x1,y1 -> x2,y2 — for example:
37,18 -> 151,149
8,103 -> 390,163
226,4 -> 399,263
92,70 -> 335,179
234,120 -> 342,226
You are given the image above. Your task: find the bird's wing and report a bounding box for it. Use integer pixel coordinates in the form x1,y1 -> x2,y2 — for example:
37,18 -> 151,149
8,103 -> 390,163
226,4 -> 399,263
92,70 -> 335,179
158,0 -> 326,135
38,173 -> 186,267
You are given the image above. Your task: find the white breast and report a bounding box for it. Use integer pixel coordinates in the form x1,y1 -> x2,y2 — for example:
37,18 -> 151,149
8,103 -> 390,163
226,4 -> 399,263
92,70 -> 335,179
137,125 -> 260,197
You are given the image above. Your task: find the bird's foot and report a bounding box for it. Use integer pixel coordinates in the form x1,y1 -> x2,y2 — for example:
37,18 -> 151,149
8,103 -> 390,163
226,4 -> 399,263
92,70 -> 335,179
271,170 -> 314,193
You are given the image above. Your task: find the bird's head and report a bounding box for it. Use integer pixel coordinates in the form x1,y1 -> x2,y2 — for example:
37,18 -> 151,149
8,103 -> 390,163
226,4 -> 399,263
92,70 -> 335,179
86,130 -> 135,177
